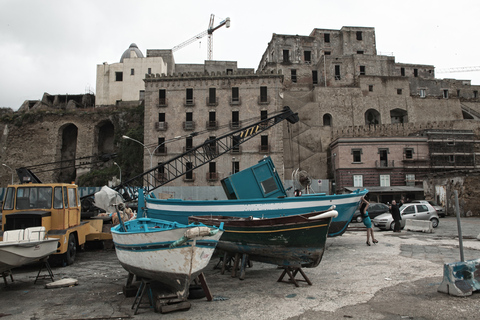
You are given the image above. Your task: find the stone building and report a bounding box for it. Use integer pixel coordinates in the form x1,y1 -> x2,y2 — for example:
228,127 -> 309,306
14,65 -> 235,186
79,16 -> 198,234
143,62 -> 287,186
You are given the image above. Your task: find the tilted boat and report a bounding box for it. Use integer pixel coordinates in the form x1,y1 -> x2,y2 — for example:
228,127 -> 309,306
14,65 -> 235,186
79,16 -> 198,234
111,218 -> 224,299
189,208 -> 338,268
143,157 -> 367,237
0,227 -> 58,273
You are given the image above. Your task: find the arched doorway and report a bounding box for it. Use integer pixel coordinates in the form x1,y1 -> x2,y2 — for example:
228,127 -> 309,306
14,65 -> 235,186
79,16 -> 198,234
58,124 -> 78,183
365,109 -> 381,125
96,120 -> 115,156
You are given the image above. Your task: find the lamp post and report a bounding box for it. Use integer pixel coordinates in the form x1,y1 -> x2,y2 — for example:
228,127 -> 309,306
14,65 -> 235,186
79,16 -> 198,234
113,162 -> 121,184
2,164 -> 14,184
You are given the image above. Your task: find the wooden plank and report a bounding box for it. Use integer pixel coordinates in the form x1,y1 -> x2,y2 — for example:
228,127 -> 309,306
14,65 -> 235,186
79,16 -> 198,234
198,273 -> 213,301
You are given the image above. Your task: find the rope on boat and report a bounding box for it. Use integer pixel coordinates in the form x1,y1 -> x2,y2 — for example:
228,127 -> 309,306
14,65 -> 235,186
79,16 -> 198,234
169,227 -> 220,248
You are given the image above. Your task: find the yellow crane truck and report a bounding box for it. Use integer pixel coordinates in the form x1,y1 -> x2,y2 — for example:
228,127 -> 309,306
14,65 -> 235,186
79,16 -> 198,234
0,181 -> 112,265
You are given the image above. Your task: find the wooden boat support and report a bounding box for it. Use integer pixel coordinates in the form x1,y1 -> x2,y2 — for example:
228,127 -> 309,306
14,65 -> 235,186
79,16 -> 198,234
277,266 -> 312,287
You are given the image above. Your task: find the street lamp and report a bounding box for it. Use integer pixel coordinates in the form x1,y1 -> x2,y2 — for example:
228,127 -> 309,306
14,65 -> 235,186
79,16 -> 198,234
113,162 -> 121,184
2,164 -> 14,184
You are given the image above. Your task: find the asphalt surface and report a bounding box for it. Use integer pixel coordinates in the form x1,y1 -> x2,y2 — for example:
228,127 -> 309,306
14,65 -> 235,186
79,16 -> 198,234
1,216 -> 479,320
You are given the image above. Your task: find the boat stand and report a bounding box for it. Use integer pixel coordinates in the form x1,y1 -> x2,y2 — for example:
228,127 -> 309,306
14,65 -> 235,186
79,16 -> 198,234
277,266 -> 312,287
220,252 -> 252,280
34,258 -> 55,284
2,270 -> 14,287
131,279 -> 154,315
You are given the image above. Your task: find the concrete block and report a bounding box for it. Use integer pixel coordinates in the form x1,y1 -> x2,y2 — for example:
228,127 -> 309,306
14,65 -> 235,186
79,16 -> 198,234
405,219 -> 433,233
438,259 -> 480,297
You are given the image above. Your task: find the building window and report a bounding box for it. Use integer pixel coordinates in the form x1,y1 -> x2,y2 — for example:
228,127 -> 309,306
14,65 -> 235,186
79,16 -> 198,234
323,114 -> 332,126
312,70 -> 318,85
304,50 -> 311,63
443,90 -> 449,99
369,85 -> 373,92
335,65 -> 341,80
353,175 -> 363,187
226,68 -> 233,75
186,136 -> 193,151
360,66 -> 366,75
157,137 -> 166,154
379,148 -> 389,167
260,86 -> 268,103
291,69 -> 297,83
207,162 -> 217,180
185,162 -> 194,180
261,110 -> 268,121
357,51 -> 364,54
232,161 -> 240,174
232,87 -> 239,102
158,113 -> 165,122
474,90 -> 478,98
159,89 -> 166,105
352,149 -> 362,163
232,136 -> 241,153
208,88 -> 216,105
404,148 -> 414,159
356,31 -> 363,40
401,67 -> 405,76
130,68 -> 134,75
457,89 -> 461,97
231,111 -> 240,128
419,89 -> 426,98
448,155 -> 455,163
397,89 -> 403,95
414,69 -> 418,77
406,174 -> 415,186
380,175 -> 390,187
115,72 -> 123,82
186,88 -> 194,104
324,33 -> 330,43
207,111 -> 217,129
324,51 -> 331,55
260,135 -> 269,152
283,50 -> 289,62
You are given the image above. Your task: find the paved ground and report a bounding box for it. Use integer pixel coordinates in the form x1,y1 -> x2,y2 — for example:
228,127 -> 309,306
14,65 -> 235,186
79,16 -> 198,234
1,216 -> 479,320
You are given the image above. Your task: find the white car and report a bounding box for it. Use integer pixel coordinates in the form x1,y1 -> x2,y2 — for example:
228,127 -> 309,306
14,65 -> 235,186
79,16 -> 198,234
372,203 -> 439,230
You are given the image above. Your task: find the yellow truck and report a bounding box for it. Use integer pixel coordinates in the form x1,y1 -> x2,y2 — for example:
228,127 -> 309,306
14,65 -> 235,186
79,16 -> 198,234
0,182 -> 112,265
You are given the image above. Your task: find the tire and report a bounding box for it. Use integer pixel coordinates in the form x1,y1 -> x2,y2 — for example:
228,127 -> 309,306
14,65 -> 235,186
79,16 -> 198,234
390,222 -> 395,231
431,218 -> 439,228
64,233 -> 77,265
188,285 -> 206,300
356,216 -> 363,223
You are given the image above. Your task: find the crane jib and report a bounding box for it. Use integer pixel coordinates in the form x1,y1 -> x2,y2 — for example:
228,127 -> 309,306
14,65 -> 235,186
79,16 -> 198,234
239,125 -> 260,139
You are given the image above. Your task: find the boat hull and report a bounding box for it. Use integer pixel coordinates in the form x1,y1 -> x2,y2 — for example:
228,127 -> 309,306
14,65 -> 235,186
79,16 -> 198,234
145,189 -> 367,237
111,218 -> 223,299
0,239 -> 59,273
189,210 -> 336,268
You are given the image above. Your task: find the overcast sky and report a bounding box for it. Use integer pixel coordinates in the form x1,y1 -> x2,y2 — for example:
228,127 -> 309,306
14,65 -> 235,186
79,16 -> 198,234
1,0 -> 479,110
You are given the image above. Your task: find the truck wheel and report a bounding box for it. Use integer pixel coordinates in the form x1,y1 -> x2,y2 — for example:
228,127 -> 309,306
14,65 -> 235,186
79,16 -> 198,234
65,234 -> 77,265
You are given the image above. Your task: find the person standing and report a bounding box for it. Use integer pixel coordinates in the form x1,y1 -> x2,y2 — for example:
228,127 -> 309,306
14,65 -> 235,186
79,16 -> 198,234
390,199 -> 402,232
360,196 -> 378,246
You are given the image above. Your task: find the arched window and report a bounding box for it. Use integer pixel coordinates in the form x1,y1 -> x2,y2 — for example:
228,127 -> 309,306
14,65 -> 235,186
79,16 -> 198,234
365,109 -> 381,125
323,114 -> 332,126
390,108 -> 408,124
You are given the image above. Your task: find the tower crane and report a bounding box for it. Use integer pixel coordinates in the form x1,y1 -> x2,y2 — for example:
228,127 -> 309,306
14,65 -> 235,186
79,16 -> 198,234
172,14 -> 230,60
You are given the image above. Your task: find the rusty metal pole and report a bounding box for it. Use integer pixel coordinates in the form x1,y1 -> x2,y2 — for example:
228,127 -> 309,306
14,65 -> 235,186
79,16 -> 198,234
454,190 -> 465,262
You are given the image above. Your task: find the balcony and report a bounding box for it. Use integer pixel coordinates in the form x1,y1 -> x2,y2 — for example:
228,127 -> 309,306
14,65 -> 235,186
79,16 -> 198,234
258,96 -> 270,105
259,144 -> 270,153
157,98 -> 168,107
231,145 -> 242,154
230,97 -> 242,106
375,160 -> 394,168
183,97 -> 196,107
183,172 -> 196,182
206,172 -> 219,181
183,121 -> 195,131
229,120 -> 242,129
206,97 -> 218,107
155,122 -> 168,131
206,120 -> 218,130
154,146 -> 167,155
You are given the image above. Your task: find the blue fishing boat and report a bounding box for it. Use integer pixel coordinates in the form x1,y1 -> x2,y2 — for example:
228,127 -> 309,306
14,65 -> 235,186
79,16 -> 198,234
142,157 -> 367,237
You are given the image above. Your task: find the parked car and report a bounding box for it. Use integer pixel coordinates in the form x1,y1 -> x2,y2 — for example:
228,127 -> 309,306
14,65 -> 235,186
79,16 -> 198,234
351,202 -> 390,223
372,203 -> 439,230
410,200 -> 445,217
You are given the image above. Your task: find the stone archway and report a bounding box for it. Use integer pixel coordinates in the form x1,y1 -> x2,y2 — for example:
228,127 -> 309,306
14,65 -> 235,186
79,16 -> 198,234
365,109 -> 381,125
96,120 -> 115,156
58,123 -> 78,183
390,108 -> 408,123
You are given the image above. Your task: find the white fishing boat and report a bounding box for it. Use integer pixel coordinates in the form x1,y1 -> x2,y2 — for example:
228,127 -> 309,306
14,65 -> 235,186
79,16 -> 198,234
111,218 -> 224,299
0,227 -> 58,273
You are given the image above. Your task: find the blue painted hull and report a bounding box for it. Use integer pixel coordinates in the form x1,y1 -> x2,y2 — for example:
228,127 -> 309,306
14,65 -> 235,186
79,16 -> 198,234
144,189 -> 367,237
